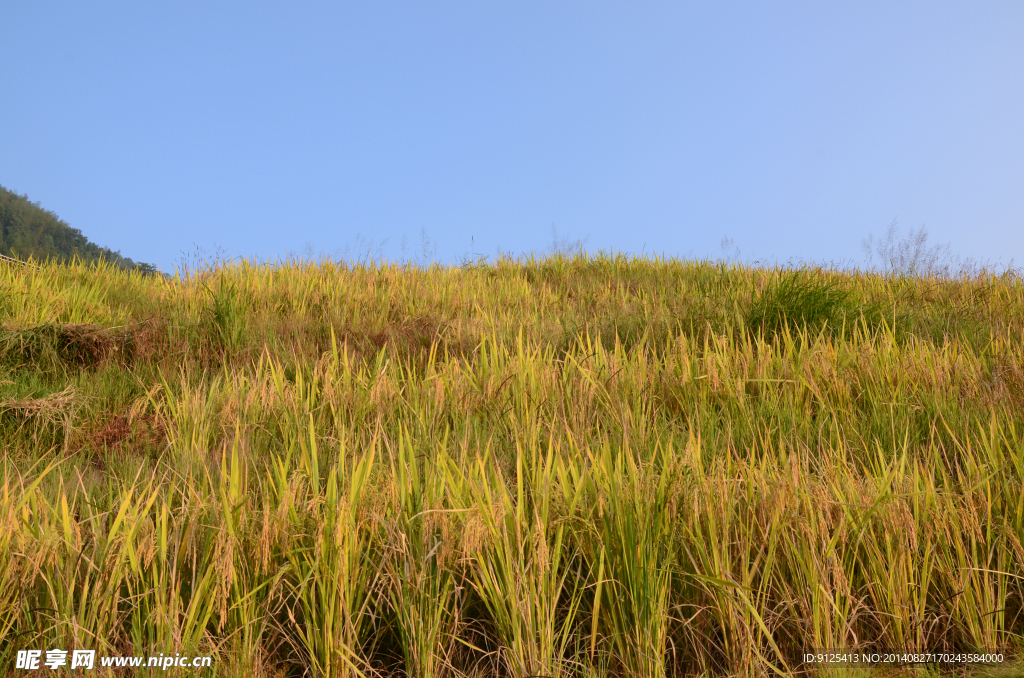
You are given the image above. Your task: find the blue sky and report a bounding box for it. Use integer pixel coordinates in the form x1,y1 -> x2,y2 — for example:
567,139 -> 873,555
2,2 -> 1022,271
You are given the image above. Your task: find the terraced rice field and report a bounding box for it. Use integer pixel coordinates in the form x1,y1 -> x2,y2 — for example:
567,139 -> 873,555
1,255 -> 1022,676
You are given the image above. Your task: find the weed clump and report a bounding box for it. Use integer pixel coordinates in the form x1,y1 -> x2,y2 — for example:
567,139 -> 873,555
746,270 -> 866,340
205,277 -> 246,354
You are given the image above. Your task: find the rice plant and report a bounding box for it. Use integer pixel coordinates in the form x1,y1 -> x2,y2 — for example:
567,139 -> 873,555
0,254 -> 1021,676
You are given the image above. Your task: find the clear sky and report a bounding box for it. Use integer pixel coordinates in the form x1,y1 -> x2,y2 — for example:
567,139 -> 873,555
2,2 -> 1022,271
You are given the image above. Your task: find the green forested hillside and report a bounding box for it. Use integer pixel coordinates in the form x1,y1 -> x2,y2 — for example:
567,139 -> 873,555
0,184 -> 155,272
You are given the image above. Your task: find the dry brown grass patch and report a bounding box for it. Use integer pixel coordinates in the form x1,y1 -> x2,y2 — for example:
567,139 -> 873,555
0,319 -> 166,370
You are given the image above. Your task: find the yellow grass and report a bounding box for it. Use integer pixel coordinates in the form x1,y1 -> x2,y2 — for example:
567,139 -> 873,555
0,254 -> 1021,676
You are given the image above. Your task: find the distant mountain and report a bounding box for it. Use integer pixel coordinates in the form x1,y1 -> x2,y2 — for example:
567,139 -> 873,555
0,185 -> 156,273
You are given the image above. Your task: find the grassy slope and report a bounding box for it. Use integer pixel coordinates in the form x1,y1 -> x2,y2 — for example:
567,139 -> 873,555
1,254 -> 1022,677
